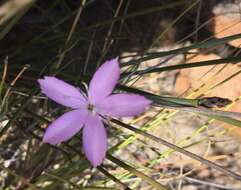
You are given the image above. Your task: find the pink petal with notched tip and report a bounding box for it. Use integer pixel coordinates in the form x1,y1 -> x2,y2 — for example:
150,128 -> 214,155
96,94 -> 151,117
88,58 -> 120,105
38,76 -> 87,109
43,109 -> 88,145
83,115 -> 107,167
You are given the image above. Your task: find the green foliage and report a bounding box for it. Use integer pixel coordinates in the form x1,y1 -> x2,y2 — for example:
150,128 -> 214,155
1,0 -> 241,189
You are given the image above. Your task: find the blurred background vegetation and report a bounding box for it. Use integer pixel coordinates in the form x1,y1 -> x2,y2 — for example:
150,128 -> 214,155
1,0 -> 241,189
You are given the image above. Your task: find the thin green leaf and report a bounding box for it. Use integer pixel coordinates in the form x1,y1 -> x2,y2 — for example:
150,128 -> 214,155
77,0 -> 188,33
97,166 -> 131,190
119,85 -> 241,124
118,85 -> 198,107
122,56 -> 241,77
208,115 -> 241,127
110,119 -> 241,181
106,154 -> 169,190
123,33 -> 241,66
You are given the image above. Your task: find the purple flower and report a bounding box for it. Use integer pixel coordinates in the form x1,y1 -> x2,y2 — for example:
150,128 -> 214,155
38,58 -> 151,167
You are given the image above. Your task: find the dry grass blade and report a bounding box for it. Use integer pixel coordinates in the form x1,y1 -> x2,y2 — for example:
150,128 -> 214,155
184,177 -> 240,190
0,57 -> 8,98
55,0 -> 86,70
0,0 -> 36,40
111,119 -> 241,181
151,0 -> 200,47
0,163 -> 39,190
1,64 -> 30,107
107,154 -> 169,190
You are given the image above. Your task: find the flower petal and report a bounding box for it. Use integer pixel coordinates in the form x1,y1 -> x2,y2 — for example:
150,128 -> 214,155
83,115 -> 107,167
43,109 -> 88,145
38,76 -> 87,109
96,94 -> 151,117
88,58 -> 120,104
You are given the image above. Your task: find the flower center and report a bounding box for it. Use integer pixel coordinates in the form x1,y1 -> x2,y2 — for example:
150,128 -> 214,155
88,104 -> 94,112
88,104 -> 98,116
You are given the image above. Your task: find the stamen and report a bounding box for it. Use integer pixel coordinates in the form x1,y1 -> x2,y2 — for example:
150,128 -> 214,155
88,104 -> 94,112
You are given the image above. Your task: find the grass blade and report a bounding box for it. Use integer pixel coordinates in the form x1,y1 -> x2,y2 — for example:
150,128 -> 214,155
110,119 -> 241,181
106,154 -> 169,190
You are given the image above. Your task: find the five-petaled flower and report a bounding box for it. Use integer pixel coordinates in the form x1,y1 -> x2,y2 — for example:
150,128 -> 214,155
38,58 -> 151,167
